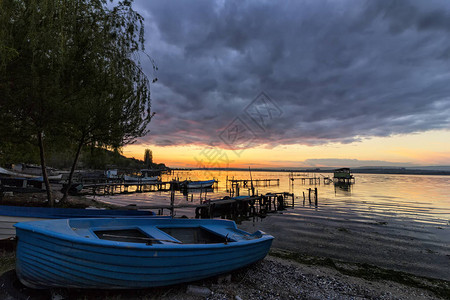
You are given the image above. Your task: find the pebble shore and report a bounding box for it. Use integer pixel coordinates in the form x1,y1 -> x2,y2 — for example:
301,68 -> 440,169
13,254 -> 442,300
154,255 -> 445,300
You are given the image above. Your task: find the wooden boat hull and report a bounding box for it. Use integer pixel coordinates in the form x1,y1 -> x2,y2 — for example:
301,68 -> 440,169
15,218 -> 273,289
0,205 -> 154,241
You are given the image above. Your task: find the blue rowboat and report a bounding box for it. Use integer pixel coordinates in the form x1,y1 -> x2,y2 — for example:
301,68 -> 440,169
15,218 -> 273,289
186,179 -> 216,189
0,205 -> 154,240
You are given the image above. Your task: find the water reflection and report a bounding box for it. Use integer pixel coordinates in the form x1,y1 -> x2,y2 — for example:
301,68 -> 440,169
334,182 -> 353,194
94,171 -> 449,226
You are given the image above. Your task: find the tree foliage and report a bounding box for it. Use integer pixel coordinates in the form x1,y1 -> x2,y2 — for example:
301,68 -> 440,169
0,0 -> 156,205
144,148 -> 153,168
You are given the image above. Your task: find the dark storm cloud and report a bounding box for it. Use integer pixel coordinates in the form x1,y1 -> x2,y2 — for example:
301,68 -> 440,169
135,0 -> 450,148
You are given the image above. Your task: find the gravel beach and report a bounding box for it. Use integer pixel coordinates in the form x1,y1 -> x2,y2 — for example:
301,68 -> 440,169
1,253 -> 447,300
1,246 -> 448,300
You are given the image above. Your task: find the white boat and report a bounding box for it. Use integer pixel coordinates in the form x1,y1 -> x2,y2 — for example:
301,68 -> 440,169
123,175 -> 158,182
0,167 -> 62,181
33,174 -> 63,181
185,179 -> 216,189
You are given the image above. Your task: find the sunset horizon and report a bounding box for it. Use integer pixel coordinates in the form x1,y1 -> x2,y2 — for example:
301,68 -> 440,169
123,129 -> 450,169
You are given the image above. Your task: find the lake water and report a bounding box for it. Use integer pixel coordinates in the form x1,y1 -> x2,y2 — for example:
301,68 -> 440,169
94,170 -> 450,280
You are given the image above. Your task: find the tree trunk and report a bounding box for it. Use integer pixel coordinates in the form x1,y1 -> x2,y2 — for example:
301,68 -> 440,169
37,131 -> 53,206
60,136 -> 84,203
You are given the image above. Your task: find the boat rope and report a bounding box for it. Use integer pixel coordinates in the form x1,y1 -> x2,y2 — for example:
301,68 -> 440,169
101,234 -> 183,244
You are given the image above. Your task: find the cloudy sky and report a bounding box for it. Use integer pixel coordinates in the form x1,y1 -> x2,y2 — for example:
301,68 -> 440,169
123,0 -> 450,168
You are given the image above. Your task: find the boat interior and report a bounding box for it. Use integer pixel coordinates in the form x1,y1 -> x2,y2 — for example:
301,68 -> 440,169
94,226 -> 232,245
159,227 -> 228,244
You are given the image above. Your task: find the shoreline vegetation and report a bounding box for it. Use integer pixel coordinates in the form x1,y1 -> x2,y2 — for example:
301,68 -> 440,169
1,191 -> 449,299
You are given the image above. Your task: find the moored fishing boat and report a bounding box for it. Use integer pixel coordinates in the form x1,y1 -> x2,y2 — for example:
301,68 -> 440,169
0,205 -> 155,241
185,179 -> 216,189
15,218 -> 273,289
123,175 -> 158,182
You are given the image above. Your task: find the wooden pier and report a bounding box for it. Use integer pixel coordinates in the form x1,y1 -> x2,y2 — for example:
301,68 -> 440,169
80,180 -> 182,195
195,192 -> 294,219
112,192 -> 294,219
227,178 -> 279,187
302,188 -> 318,206
227,178 -> 280,198
289,176 -> 321,185
289,172 -> 321,185
297,177 -> 321,184
333,177 -> 355,184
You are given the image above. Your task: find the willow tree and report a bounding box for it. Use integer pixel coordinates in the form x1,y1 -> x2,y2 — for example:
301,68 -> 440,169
0,0 -> 155,205
0,0 -> 69,204
58,1 -> 156,202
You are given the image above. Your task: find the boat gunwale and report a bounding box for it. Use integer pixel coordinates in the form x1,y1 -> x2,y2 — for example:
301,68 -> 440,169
15,219 -> 274,250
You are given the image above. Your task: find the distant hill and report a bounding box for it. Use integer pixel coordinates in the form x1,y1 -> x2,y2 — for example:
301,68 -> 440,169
46,147 -> 167,171
406,166 -> 450,172
350,167 -> 450,176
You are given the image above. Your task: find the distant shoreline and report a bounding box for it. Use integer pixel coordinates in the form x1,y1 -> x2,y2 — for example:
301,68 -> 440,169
172,167 -> 450,176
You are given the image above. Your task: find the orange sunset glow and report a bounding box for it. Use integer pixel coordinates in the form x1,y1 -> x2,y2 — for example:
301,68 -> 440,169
123,129 -> 450,168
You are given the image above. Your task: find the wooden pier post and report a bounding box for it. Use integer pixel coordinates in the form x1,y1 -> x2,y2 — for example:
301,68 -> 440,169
170,185 -> 175,218
315,187 -> 318,206
291,193 -> 294,208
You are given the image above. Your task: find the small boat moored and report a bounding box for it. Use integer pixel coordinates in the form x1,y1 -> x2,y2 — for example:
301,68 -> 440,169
123,175 -> 158,182
15,218 -> 273,289
184,179 -> 216,189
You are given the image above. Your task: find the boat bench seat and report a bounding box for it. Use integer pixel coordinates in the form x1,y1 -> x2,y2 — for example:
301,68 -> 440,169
138,226 -> 184,244
72,226 -> 182,244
